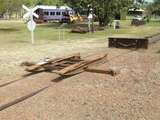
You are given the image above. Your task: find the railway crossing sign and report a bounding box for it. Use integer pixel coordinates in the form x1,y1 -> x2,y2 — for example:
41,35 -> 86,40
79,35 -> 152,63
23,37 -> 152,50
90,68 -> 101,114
27,20 -> 36,32
22,5 -> 39,44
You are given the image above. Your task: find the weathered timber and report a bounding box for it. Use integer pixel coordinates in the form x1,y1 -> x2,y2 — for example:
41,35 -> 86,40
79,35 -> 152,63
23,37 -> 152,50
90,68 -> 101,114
84,68 -> 119,76
41,59 -> 83,71
22,53 -> 108,76
54,54 -> 107,76
20,61 -> 36,66
71,27 -> 88,34
25,53 -> 80,72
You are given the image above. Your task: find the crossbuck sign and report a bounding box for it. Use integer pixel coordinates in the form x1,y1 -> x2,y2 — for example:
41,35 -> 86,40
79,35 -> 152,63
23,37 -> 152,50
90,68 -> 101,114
22,5 -> 39,44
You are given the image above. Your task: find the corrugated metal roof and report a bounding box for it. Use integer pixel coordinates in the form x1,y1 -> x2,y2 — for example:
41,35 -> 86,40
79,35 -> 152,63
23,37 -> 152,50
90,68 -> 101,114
36,5 -> 72,10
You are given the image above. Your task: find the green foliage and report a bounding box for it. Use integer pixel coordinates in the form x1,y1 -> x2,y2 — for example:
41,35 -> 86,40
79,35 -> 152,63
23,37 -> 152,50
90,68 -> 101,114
35,0 -> 63,5
146,0 -> 160,16
0,0 -> 5,15
153,0 -> 160,13
0,0 -> 134,23
0,0 -> 64,18
0,0 -> 27,17
63,0 -> 133,26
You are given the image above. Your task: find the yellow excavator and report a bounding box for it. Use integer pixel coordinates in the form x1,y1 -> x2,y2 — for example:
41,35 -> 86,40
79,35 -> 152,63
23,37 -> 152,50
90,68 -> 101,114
69,13 -> 83,23
61,12 -> 83,23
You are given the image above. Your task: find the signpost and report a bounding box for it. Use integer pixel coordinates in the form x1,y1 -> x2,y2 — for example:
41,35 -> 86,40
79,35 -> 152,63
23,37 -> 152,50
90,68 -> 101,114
88,5 -> 94,33
22,5 -> 39,44
88,13 -> 93,33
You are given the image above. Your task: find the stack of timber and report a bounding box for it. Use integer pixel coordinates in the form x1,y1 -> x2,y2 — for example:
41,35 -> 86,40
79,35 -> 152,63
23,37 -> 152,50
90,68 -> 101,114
71,27 -> 88,33
22,53 -> 108,76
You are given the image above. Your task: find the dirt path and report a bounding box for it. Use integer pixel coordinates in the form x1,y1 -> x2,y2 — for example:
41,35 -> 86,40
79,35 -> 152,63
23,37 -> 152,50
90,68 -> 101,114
0,73 -> 59,107
0,45 -> 160,119
0,38 -> 107,84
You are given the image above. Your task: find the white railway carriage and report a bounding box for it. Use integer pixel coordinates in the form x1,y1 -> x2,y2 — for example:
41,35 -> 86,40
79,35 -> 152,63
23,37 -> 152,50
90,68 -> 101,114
35,5 -> 75,23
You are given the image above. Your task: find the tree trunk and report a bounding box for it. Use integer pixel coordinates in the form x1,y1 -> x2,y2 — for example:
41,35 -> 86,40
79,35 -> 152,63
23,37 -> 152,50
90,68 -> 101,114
99,20 -> 105,26
98,16 -> 110,27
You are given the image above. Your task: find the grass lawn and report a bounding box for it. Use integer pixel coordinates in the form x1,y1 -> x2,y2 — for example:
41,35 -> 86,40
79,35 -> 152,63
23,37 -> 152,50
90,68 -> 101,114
0,20 -> 160,45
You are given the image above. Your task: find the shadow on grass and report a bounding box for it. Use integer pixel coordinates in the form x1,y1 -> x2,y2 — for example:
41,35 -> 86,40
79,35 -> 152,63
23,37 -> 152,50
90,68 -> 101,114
147,20 -> 160,26
0,28 -> 20,32
38,22 -> 100,29
10,40 -> 30,44
38,23 -> 61,28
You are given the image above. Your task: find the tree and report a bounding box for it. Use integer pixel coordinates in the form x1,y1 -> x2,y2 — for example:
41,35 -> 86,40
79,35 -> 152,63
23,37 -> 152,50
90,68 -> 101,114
35,0 -> 63,5
146,0 -> 160,17
0,0 -> 6,16
63,0 -> 133,26
152,0 -> 160,15
0,0 -> 27,19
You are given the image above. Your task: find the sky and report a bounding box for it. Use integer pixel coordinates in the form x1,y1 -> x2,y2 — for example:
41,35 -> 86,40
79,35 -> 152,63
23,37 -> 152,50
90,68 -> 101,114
147,0 -> 153,2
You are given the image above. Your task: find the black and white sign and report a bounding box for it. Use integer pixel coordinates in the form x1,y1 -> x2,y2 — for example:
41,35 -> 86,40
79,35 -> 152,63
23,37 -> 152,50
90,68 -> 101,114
22,5 -> 39,44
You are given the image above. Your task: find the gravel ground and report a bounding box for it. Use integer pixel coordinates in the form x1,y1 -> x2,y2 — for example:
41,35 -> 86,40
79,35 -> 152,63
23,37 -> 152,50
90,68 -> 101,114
0,38 -> 106,84
0,41 -> 160,120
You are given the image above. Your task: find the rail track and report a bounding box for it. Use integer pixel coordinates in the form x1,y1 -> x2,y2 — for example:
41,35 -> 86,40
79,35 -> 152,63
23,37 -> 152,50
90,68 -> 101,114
0,85 -> 50,111
0,49 -> 148,112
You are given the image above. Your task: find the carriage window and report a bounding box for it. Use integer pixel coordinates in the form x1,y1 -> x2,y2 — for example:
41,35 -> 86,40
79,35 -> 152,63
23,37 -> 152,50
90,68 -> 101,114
62,12 -> 66,15
50,12 -> 55,16
44,12 -> 49,15
56,12 -> 61,15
